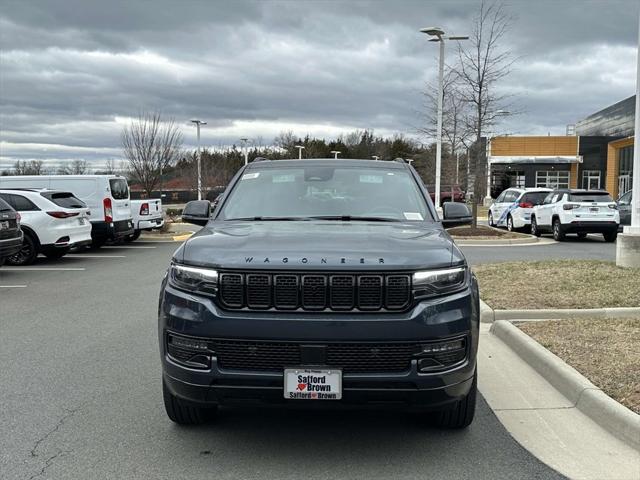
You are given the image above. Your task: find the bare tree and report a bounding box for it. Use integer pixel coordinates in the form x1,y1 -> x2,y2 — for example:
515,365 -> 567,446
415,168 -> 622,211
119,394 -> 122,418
456,0 -> 515,227
57,159 -> 89,175
122,112 -> 183,197
103,158 -> 117,174
14,160 -> 45,175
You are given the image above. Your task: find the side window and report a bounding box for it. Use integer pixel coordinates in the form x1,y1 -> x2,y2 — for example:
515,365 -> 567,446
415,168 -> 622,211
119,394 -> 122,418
619,192 -> 632,205
495,191 -> 506,203
0,194 -> 39,211
543,193 -> 554,205
552,193 -> 562,203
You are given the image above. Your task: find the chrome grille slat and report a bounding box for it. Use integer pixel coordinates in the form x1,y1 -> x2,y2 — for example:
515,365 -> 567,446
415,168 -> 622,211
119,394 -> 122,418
218,271 -> 412,312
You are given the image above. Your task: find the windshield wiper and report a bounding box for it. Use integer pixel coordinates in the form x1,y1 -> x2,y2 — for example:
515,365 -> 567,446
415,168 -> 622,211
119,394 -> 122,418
224,216 -> 310,221
308,215 -> 400,222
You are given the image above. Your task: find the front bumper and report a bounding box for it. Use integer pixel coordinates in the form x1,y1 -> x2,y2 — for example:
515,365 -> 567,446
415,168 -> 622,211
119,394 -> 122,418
159,281 -> 479,410
0,233 -> 23,257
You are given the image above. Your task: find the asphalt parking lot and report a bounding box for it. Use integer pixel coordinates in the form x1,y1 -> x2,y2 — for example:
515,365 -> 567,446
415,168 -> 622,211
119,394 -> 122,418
0,241 -> 573,480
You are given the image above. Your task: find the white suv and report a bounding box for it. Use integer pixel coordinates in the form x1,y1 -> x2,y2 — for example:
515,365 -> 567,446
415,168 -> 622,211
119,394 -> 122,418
530,189 -> 619,242
488,188 -> 552,231
0,189 -> 92,265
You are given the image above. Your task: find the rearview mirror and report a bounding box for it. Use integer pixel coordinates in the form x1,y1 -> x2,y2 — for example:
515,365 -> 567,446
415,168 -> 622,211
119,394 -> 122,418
182,200 -> 211,226
442,202 -> 472,228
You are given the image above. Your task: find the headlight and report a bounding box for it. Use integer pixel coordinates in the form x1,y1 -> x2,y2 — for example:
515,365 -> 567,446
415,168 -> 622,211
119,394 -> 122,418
412,266 -> 467,299
169,263 -> 218,296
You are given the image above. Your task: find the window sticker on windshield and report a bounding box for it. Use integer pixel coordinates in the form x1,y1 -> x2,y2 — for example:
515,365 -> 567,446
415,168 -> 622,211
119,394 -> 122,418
360,175 -> 383,184
272,174 -> 295,183
242,172 -> 260,180
404,212 -> 423,221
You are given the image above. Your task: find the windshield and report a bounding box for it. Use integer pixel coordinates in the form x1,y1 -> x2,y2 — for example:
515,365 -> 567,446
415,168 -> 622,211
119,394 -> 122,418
109,178 -> 129,200
569,192 -> 613,202
219,165 -> 431,222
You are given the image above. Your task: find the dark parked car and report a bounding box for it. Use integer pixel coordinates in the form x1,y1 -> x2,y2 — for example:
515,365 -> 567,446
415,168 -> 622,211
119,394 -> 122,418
618,190 -> 632,228
426,184 -> 466,203
159,159 -> 479,428
0,197 -> 23,267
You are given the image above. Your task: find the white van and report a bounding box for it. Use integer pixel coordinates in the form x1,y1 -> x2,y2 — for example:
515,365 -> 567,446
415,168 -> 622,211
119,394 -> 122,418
0,175 -> 134,246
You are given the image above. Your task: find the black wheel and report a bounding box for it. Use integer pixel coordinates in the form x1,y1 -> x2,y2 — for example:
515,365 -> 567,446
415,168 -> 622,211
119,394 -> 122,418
7,233 -> 39,265
430,371 -> 477,429
124,230 -> 141,243
577,232 -> 587,240
42,247 -> 70,259
531,217 -> 541,237
0,257 -> 5,267
603,231 -> 618,243
552,219 -> 565,241
91,238 -> 106,248
163,380 -> 216,425
507,215 -> 515,232
488,212 -> 495,227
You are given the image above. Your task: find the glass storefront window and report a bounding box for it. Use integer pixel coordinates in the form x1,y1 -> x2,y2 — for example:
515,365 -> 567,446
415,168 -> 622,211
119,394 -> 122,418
536,170 -> 570,189
581,170 -> 601,190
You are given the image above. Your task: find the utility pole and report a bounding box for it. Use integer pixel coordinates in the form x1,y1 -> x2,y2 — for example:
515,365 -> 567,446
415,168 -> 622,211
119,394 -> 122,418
191,119 -> 206,200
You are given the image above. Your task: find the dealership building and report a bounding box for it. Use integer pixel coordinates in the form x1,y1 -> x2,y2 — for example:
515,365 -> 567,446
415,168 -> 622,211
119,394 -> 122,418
488,95 -> 635,199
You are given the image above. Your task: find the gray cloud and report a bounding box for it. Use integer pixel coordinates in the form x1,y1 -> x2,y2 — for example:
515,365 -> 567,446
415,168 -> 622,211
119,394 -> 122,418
1,0 -> 638,169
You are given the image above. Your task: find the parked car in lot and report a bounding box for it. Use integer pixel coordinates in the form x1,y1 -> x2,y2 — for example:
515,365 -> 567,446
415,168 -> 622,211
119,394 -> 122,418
128,198 -> 164,241
0,197 -> 23,267
0,189 -> 92,264
530,189 -> 619,242
488,187 -> 552,231
159,158 -> 479,428
617,190 -> 632,228
426,184 -> 466,203
0,175 -> 134,247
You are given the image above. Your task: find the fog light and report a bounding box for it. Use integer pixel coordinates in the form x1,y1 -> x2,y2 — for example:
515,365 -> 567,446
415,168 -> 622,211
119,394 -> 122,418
421,339 -> 464,354
166,332 -> 213,369
169,335 -> 209,351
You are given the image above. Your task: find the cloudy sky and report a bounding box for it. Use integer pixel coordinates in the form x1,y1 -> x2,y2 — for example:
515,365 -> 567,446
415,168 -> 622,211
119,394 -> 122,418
0,0 -> 638,170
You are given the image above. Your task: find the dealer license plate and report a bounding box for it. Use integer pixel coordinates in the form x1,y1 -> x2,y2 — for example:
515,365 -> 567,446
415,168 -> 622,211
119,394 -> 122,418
0,221 -> 8,230
284,368 -> 342,400
590,207 -> 599,212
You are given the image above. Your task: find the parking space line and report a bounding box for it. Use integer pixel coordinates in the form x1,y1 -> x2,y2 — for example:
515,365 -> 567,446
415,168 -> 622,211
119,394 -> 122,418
0,285 -> 28,288
102,246 -> 157,249
67,255 -> 127,258
1,267 -> 86,271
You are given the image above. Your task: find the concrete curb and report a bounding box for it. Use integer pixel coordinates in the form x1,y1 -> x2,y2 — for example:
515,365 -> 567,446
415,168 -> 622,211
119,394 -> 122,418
490,320 -> 640,451
479,299 -> 495,324
454,235 -> 539,246
491,306 -> 640,321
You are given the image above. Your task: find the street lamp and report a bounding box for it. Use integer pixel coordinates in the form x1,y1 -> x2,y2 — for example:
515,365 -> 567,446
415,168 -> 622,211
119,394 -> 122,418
421,27 -> 468,212
330,150 -> 341,159
295,145 -> 305,159
372,155 -> 380,160
240,138 -> 252,165
485,110 -> 512,205
191,119 -> 207,200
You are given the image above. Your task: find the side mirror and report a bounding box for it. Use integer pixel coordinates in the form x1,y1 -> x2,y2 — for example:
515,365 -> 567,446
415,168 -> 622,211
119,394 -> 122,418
442,202 -> 472,228
182,200 -> 211,226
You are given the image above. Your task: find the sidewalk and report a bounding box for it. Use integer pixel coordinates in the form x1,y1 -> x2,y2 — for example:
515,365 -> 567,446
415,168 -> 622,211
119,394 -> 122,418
478,323 -> 640,480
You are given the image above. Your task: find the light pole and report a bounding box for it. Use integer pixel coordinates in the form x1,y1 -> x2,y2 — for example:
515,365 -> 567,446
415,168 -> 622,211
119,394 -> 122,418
191,119 -> 206,200
330,150 -> 341,159
485,110 -> 511,205
240,138 -> 252,165
421,27 -> 468,213
295,145 -> 305,159
616,9 -> 640,267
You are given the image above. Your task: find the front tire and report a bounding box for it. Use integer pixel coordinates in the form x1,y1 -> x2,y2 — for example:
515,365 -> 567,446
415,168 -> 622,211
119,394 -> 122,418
7,233 -> 39,265
531,217 -> 541,237
507,215 -> 515,232
603,231 -> 618,242
552,219 -> 565,241
488,212 -> 495,227
430,371 -> 477,429
163,380 -> 216,425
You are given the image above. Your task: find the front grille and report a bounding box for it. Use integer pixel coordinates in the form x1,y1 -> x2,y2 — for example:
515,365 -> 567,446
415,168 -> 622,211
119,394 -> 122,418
218,272 -> 411,312
213,340 -> 420,373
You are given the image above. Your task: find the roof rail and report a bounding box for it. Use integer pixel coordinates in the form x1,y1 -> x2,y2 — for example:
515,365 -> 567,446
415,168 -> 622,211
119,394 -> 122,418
252,157 -> 270,162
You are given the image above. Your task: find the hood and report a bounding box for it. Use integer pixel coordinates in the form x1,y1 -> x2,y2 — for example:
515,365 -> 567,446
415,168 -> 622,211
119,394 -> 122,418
176,220 -> 464,271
